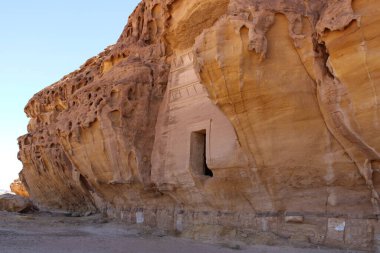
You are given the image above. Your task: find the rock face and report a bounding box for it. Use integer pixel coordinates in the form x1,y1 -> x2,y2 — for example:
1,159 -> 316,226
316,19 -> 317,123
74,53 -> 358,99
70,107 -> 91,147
10,179 -> 29,198
0,194 -> 33,213
18,0 -> 380,250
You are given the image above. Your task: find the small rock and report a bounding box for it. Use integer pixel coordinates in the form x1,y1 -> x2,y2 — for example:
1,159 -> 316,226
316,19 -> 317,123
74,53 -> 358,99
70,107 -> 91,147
222,241 -> 246,250
285,215 -> 304,223
71,212 -> 82,217
152,230 -> 167,237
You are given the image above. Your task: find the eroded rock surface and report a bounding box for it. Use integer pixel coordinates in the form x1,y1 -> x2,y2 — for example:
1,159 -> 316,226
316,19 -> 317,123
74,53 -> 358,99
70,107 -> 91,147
17,0 -> 380,251
0,194 -> 33,213
10,179 -> 29,198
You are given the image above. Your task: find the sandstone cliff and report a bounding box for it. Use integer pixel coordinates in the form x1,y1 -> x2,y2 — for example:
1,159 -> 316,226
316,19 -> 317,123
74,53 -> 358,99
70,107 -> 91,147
18,0 -> 380,250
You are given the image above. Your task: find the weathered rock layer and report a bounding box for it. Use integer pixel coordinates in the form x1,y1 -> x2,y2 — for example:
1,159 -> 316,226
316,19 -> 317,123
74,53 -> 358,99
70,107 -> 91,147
0,194 -> 34,213
18,0 -> 380,250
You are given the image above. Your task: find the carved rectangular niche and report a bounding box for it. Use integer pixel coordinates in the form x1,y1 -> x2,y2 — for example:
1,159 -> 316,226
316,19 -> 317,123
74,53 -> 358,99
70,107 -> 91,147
190,130 -> 213,177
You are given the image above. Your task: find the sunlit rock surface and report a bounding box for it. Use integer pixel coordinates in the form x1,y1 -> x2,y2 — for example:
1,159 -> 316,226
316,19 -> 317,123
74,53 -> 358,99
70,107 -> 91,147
10,179 -> 29,198
18,0 -> 380,250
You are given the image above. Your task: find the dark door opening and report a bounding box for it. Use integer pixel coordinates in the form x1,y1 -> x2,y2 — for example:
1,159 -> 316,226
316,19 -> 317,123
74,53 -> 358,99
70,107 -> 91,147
190,130 -> 213,177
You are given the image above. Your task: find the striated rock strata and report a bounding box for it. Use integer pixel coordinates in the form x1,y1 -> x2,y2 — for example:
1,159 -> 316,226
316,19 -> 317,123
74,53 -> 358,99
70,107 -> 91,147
18,0 -> 380,250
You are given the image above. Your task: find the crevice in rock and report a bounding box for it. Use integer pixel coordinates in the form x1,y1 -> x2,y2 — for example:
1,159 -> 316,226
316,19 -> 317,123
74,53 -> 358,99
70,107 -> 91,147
312,37 -> 380,215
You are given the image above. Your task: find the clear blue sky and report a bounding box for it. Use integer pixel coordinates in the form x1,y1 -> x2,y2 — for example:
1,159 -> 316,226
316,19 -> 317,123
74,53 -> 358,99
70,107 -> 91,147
0,0 -> 140,190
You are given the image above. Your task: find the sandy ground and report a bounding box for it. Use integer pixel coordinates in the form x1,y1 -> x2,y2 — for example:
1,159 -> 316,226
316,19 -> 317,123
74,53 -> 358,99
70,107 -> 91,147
0,211 -> 364,253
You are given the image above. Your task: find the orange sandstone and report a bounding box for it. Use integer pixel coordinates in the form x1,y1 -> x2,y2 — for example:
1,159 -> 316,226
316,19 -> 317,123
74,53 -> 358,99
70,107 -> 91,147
16,0 -> 380,251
